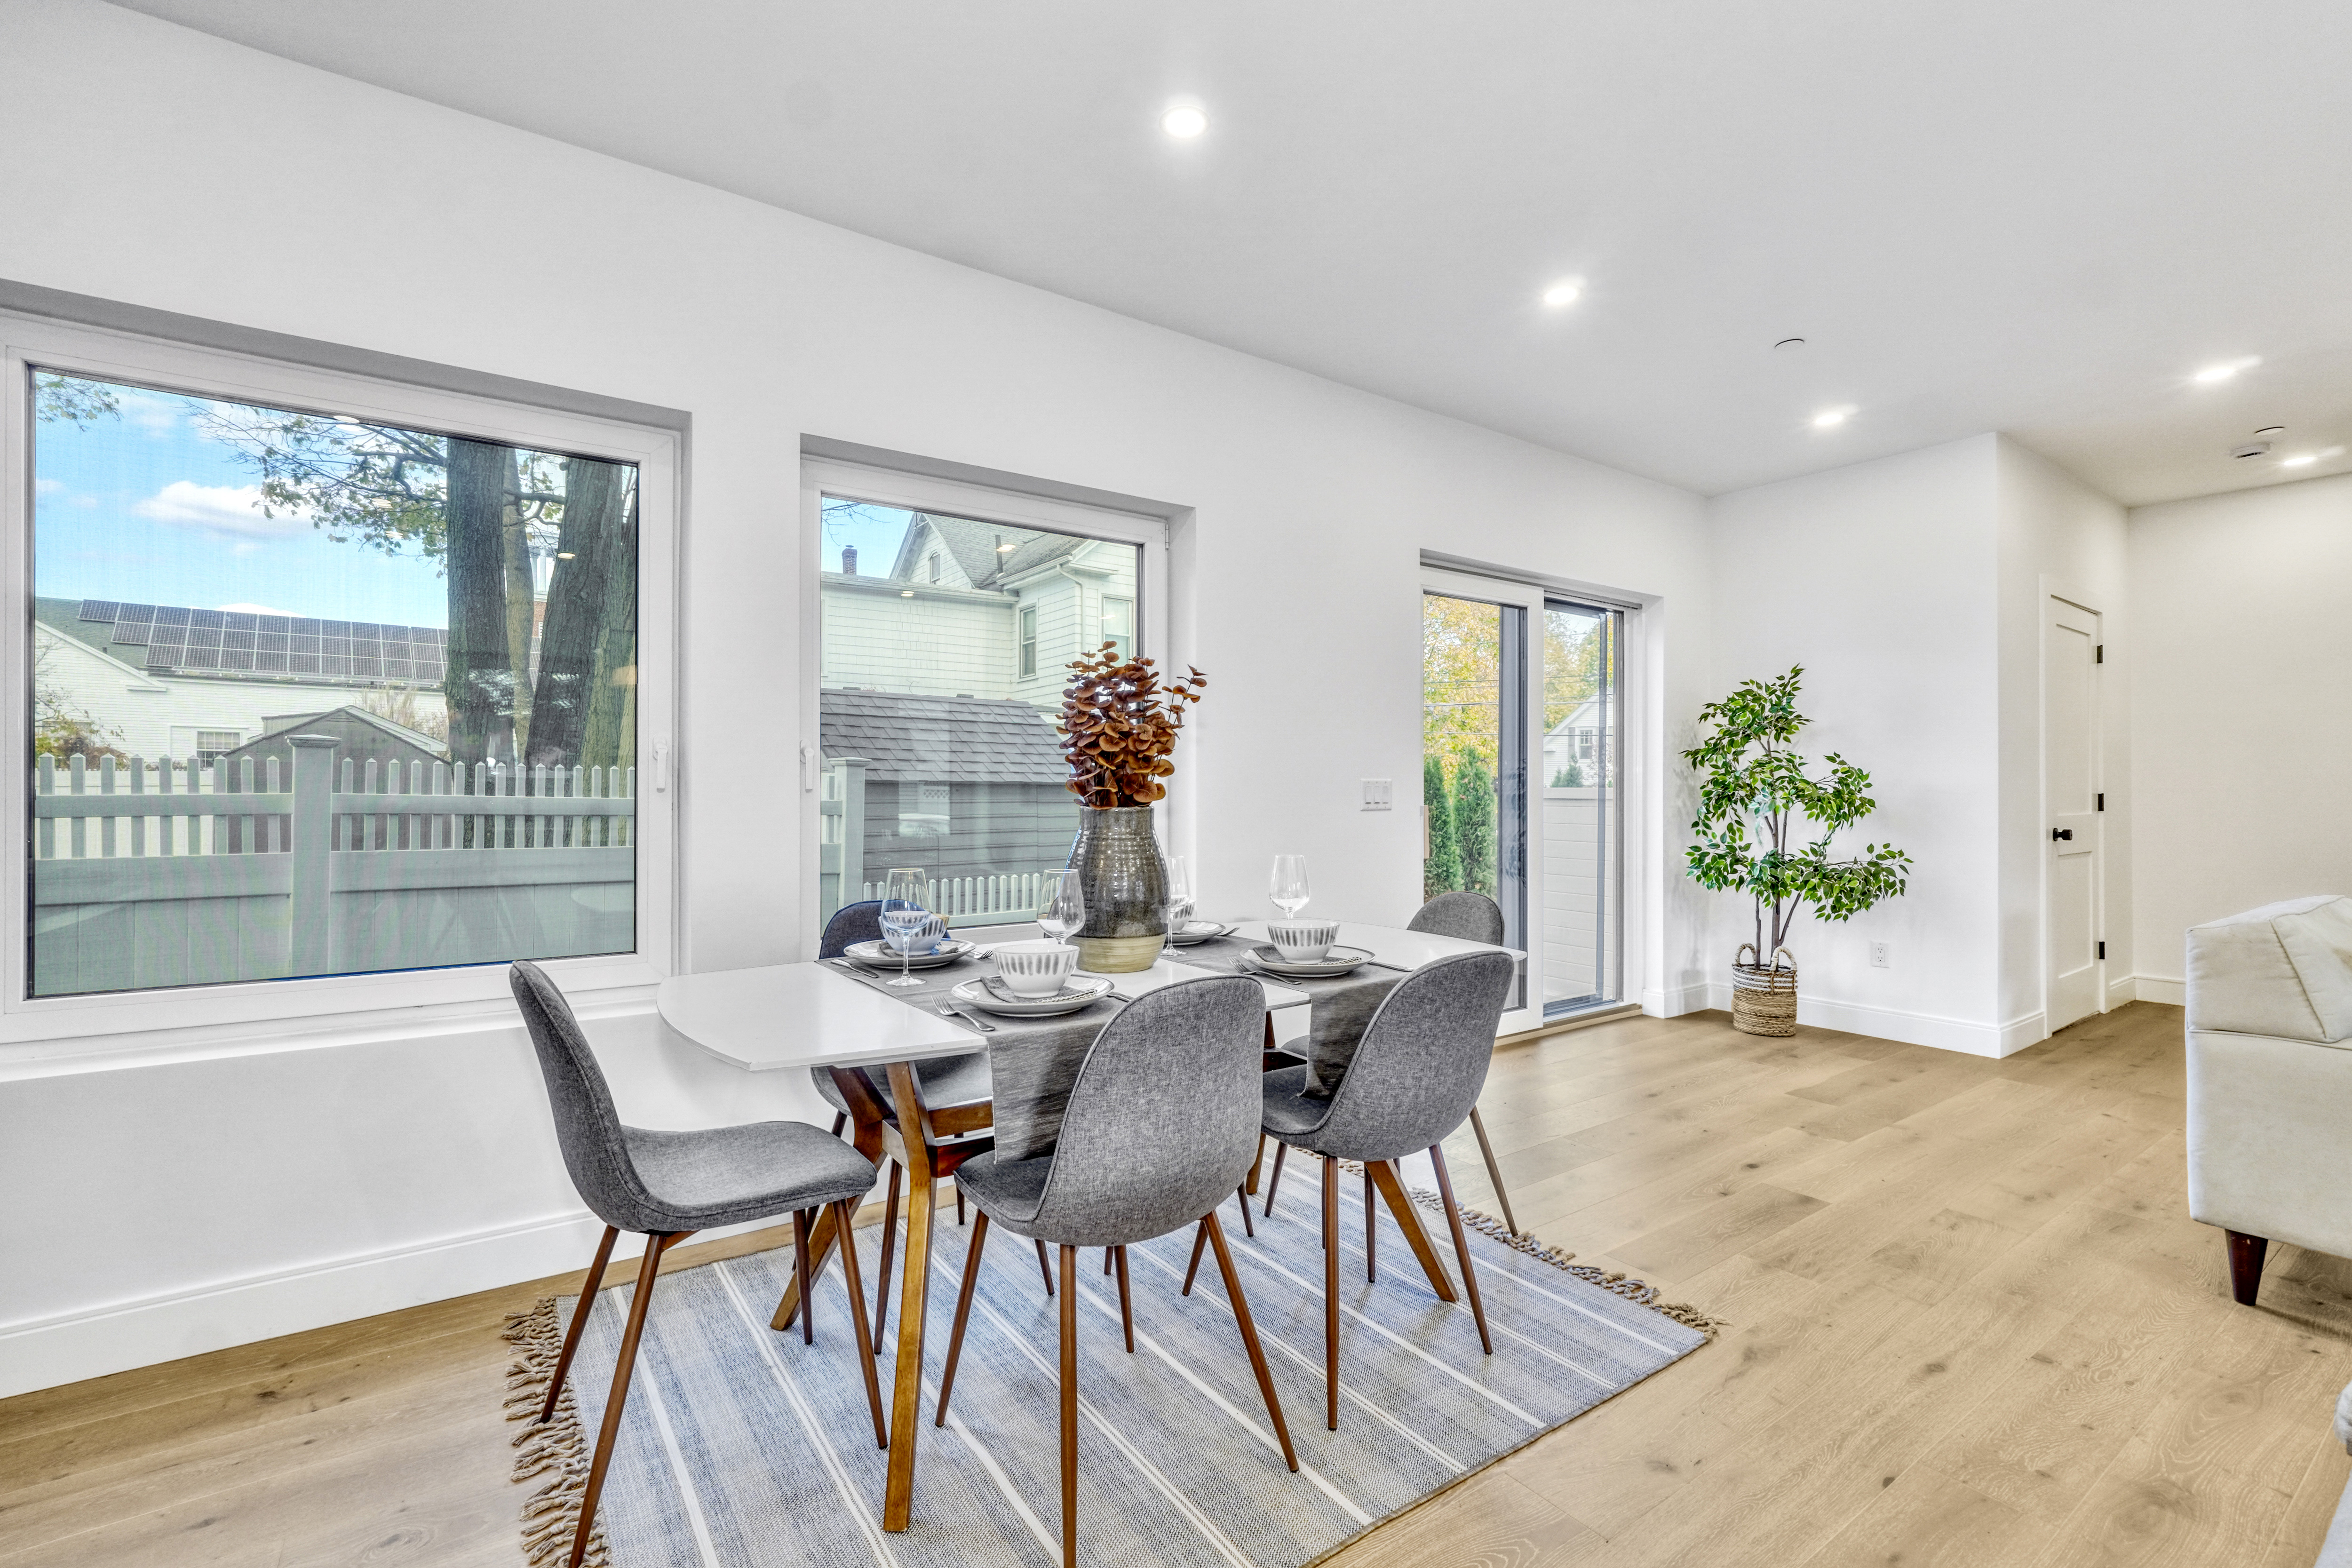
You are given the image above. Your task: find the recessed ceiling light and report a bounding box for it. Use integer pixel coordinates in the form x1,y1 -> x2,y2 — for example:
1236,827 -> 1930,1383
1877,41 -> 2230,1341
1541,279 -> 1582,308
554,550 -> 575,560
1161,104 -> 1208,139
2281,453 -> 2317,467
1811,406 -> 1856,429
900,589 -> 915,597
2193,356 -> 2261,385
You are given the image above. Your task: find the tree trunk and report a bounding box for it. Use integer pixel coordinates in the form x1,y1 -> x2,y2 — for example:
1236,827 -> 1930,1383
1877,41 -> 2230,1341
501,449 -> 535,762
443,438 -> 513,771
581,477 -> 639,774
526,457 -> 627,768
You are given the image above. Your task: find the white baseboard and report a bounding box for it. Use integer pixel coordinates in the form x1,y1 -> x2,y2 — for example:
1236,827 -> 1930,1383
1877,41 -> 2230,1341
2134,975 -> 2186,1007
1642,980 -> 1715,1018
1696,982 -> 2046,1058
0,1210 -> 620,1400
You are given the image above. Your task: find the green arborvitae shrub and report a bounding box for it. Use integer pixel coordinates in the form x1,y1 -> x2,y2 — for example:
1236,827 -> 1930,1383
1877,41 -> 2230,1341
1422,754 -> 1461,899
1455,752 -> 1496,899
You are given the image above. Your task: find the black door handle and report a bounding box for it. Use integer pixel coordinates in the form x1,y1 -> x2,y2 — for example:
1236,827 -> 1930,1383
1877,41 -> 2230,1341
2051,828 -> 2074,842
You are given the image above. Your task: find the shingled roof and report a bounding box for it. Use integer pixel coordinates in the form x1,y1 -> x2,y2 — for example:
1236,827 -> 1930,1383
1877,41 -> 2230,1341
887,514 -> 1088,589
820,687 -> 1070,785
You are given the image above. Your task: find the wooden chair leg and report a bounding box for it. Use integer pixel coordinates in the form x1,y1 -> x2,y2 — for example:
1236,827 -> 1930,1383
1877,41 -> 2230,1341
2227,1229 -> 2270,1306
539,1225 -> 618,1423
1114,1245 -> 1134,1352
1182,1217 -> 1211,1295
1059,1243 -> 1081,1568
793,1210 -> 816,1345
935,1210 -> 991,1426
1203,1209 -> 1297,1472
1322,1154 -> 1340,1430
1263,1141 -> 1289,1217
1104,1247 -> 1114,1275
830,1111 -> 847,1138
1235,1184 -> 1256,1237
1468,1106 -> 1520,1235
569,1231 -> 681,1568
957,1186 -> 967,1226
1364,1165 -> 1377,1283
1036,1237 -> 1056,1297
1430,1144 -> 1492,1354
871,1161 -> 902,1353
832,1199 -> 890,1449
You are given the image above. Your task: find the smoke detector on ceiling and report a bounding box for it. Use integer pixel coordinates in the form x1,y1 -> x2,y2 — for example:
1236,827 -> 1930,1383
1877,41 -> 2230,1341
2231,441 -> 2273,460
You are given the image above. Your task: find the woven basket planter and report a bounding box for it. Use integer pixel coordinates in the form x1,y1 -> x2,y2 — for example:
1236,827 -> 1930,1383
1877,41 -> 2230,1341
1731,943 -> 1798,1036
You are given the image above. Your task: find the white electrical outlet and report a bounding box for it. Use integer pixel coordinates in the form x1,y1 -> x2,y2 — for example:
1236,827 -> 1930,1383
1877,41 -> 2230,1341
1869,941 -> 1892,969
1361,778 -> 1393,811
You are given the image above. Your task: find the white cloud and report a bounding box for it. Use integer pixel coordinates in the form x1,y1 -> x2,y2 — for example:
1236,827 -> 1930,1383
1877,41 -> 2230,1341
131,480 -> 311,539
119,391 -> 191,436
215,601 -> 297,615
33,478 -> 61,497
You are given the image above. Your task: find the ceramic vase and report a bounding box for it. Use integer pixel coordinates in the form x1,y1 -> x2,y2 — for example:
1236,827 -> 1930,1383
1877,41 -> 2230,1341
1067,805 -> 1167,972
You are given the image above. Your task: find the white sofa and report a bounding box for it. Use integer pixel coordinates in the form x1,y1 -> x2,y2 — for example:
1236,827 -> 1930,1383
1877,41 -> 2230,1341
2185,895 -> 2352,1306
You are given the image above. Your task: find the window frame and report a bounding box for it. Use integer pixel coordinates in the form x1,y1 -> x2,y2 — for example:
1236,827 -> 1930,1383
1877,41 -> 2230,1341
0,311 -> 681,1051
1102,595 -> 1135,660
800,456 -> 1170,953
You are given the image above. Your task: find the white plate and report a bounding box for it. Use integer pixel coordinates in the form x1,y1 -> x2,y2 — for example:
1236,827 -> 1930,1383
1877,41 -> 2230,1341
1166,920 -> 1236,946
844,939 -> 973,970
1240,944 -> 1375,979
952,975 -> 1116,1017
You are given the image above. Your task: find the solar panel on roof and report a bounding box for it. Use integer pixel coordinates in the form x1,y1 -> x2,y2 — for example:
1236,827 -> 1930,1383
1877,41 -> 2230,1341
143,645 -> 175,670
112,603 -> 154,623
110,620 -> 151,645
78,600 -> 119,623
153,607 -> 189,627
254,653 -> 288,672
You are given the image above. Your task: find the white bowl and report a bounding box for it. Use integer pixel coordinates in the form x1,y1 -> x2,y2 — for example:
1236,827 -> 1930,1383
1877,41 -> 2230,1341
1268,919 -> 1339,964
993,939 -> 1080,997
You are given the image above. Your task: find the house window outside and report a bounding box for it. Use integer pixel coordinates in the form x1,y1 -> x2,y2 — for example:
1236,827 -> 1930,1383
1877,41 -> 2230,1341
26,367 -> 642,999
817,492 -> 1144,928
927,551 -> 941,583
1102,597 -> 1134,660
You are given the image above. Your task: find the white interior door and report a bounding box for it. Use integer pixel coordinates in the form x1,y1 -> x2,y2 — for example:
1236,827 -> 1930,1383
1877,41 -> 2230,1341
2045,597 -> 2102,1031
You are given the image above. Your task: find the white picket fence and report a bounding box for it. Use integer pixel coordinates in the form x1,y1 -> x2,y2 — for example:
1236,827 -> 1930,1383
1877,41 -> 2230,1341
31,743 -> 636,996
855,872 -> 1047,929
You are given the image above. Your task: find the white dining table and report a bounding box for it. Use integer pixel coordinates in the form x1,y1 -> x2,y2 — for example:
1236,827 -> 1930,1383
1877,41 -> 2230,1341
652,948 -> 1312,1532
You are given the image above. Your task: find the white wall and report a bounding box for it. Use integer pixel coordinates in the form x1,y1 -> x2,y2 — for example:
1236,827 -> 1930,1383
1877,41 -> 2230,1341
2129,473 -> 2352,999
0,1 -> 1713,1395
1702,437 -> 2007,1050
1995,438 -> 2132,1021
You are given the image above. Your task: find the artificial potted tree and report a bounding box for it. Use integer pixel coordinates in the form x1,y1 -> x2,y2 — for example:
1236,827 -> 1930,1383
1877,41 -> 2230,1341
1682,667 -> 1912,1035
1059,643 -> 1208,972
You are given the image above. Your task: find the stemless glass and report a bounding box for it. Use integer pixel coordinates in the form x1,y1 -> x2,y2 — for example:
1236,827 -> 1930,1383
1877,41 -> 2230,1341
1269,854 -> 1310,920
879,866 -> 930,987
1038,869 -> 1086,948
1166,855 -> 1195,931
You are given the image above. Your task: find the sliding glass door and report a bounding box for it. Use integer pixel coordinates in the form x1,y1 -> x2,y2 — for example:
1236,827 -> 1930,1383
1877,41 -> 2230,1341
1422,567 -> 1625,1029
1541,600 -> 1623,1016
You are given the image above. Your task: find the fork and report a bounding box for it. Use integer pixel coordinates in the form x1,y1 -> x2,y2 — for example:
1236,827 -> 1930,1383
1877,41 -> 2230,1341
937,1000 -> 996,1033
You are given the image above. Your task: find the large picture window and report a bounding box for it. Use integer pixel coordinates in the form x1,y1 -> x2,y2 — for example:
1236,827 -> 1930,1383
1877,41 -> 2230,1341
807,465 -> 1162,932
25,366 -> 641,997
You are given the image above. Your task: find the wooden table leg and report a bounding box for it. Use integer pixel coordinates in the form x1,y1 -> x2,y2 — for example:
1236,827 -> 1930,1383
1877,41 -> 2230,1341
776,1067 -> 890,1332
1366,1159 -> 1457,1302
1245,1016 -> 1278,1194
882,1060 -> 938,1532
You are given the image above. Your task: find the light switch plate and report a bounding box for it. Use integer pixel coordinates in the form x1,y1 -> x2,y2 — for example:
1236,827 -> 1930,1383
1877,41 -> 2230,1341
1361,778 -> 1393,811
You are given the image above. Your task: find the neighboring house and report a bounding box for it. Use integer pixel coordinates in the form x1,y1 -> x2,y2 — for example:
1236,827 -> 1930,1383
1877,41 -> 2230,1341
34,597 -> 448,765
1545,697 -> 1610,787
818,686 -> 1078,901
219,706 -> 450,785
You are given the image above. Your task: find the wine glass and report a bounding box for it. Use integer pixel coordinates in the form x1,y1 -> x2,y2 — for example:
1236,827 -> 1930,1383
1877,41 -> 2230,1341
1038,869 -> 1086,949
1166,855 -> 1195,932
879,867 -> 930,987
1269,854 -> 1310,921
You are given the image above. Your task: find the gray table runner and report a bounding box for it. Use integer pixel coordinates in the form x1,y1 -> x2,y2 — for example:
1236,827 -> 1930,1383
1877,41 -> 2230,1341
828,938 -> 1400,1158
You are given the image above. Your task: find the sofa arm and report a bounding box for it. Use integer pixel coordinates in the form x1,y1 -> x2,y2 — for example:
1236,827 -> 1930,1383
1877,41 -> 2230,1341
2186,1027 -> 2352,1264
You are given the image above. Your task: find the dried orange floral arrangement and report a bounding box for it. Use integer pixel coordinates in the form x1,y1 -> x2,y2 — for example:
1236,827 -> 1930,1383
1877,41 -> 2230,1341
1058,643 -> 1208,807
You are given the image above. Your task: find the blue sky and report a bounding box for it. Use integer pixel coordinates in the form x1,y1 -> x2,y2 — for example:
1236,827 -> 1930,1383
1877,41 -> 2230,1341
818,497 -> 914,573
35,379 -> 453,627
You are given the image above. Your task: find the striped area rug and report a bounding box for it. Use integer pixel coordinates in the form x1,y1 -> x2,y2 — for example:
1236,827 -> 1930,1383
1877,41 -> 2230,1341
506,1163 -> 1710,1567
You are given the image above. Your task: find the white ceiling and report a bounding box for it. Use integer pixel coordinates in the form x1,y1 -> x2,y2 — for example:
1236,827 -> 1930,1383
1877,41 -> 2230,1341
107,0 -> 2352,504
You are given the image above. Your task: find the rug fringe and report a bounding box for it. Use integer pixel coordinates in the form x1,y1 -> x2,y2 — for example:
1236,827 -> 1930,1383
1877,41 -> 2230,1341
1334,1160 -> 1725,1340
502,1299 -> 612,1568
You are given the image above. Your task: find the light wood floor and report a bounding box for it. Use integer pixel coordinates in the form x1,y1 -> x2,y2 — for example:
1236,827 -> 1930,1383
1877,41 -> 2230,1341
5,1002 -> 2347,1567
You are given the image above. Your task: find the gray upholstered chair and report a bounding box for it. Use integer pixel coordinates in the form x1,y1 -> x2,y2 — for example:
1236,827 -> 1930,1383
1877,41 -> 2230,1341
933,975 -> 1299,1568
510,961 -> 889,1568
1405,891 -> 1522,1234
1257,949 -> 1516,1429
807,900 -> 1000,1342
